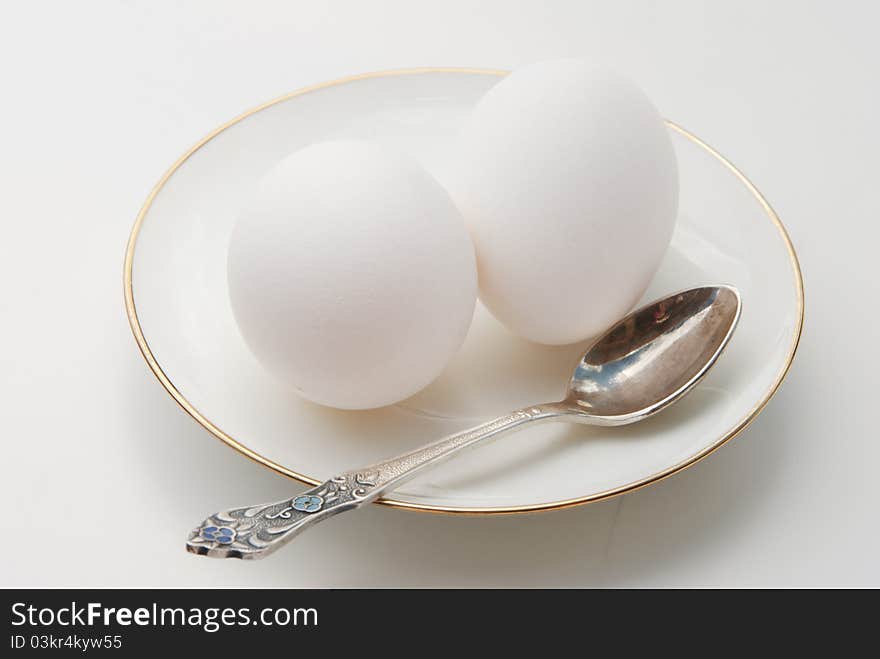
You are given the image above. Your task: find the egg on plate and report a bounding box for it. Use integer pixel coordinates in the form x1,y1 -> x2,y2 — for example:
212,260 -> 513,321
228,140 -> 477,409
452,59 -> 678,345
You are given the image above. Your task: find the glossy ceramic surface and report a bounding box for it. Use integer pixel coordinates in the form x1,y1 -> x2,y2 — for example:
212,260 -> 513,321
125,69 -> 803,513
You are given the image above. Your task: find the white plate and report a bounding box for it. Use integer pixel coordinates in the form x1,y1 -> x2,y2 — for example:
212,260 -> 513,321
125,68 -> 803,514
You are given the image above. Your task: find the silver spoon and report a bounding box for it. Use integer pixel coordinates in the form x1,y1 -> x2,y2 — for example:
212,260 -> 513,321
187,285 -> 741,559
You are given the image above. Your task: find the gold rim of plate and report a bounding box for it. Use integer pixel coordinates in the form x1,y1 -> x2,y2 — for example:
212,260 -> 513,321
123,67 -> 805,516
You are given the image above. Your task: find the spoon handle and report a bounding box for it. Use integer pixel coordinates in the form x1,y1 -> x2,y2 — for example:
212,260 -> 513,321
187,405 -> 562,559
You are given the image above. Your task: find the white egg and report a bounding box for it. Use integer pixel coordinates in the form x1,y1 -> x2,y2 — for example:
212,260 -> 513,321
453,59 -> 678,345
228,140 -> 477,409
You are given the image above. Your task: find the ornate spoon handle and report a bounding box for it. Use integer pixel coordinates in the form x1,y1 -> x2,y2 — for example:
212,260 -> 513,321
187,405 -> 562,559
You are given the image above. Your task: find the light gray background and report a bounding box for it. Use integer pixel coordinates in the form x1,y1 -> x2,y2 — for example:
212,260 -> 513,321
1,1 -> 876,587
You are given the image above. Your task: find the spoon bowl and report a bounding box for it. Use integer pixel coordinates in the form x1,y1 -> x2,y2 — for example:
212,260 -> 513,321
563,285 -> 741,424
